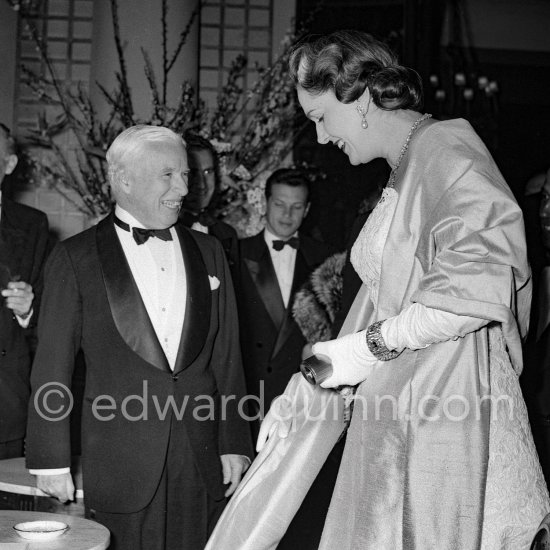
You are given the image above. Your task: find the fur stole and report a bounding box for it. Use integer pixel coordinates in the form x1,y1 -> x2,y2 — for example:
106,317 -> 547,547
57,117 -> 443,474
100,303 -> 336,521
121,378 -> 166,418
292,252 -> 346,343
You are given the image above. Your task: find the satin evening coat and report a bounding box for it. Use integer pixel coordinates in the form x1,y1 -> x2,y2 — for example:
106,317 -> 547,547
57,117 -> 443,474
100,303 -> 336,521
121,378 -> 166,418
206,119 -> 549,550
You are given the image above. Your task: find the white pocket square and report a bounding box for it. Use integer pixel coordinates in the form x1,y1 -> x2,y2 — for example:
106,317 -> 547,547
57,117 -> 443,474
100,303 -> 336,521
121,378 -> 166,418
209,275 -> 220,290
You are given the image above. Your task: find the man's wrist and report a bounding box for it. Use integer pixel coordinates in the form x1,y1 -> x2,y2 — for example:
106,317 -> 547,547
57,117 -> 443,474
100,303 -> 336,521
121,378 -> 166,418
17,309 -> 32,320
14,308 -> 33,328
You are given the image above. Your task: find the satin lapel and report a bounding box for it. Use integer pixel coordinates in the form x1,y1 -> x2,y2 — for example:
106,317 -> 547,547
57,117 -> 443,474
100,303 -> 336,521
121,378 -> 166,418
271,248 -> 308,359
172,225 -> 211,374
244,239 -> 285,330
96,213 -> 170,373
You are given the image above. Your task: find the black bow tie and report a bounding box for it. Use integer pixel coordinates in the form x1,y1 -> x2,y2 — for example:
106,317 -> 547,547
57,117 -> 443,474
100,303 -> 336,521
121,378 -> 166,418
114,216 -> 173,245
180,209 -> 216,228
272,237 -> 299,251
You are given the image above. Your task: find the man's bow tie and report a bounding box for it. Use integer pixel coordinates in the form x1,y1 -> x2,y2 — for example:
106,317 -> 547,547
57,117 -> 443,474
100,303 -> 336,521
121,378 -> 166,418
114,216 -> 173,245
272,237 -> 299,251
180,209 -> 216,228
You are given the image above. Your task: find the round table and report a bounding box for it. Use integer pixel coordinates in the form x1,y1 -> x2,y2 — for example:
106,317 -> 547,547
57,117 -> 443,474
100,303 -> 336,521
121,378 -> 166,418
0,510 -> 109,549
0,458 -> 83,500
0,457 -> 84,517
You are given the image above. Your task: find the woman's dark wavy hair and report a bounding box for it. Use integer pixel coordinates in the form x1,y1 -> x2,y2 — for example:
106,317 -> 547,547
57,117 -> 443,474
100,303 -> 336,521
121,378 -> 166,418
289,29 -> 423,111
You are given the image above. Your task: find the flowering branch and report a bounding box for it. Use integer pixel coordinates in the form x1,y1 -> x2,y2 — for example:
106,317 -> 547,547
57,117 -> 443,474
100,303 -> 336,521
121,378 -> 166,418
109,0 -> 134,125
167,2 -> 201,73
7,0 -> 324,231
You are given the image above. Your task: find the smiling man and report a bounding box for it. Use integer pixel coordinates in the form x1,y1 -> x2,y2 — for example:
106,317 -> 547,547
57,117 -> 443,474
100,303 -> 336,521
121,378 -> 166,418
25,125 -> 253,550
235,168 -> 335,441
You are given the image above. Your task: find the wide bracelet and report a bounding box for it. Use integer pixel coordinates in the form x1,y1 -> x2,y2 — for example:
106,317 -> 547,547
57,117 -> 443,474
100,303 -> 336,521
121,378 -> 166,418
365,320 -> 402,361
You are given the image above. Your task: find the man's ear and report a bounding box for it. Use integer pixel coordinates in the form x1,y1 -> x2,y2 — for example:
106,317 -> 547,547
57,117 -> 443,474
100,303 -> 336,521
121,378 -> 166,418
118,171 -> 132,194
304,202 -> 311,218
4,154 -> 18,175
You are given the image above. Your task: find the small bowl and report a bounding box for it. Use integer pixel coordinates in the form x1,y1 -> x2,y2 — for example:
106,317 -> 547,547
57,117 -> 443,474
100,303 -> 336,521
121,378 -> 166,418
13,520 -> 68,541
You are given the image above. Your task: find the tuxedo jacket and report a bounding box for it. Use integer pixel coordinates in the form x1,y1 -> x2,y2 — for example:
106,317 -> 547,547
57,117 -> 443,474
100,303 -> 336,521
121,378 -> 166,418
209,220 -> 238,257
0,198 -> 50,443
182,218 -> 240,282
236,231 -> 335,408
26,213 -> 253,514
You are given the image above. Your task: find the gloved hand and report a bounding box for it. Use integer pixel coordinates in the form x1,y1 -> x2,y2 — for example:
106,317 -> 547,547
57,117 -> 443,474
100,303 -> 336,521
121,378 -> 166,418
312,330 -> 380,388
256,393 -> 295,453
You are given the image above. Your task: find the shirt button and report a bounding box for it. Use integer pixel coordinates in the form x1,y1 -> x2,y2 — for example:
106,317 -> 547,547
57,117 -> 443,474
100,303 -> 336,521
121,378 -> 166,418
162,308 -> 166,312
161,267 -> 165,272
164,338 -> 168,343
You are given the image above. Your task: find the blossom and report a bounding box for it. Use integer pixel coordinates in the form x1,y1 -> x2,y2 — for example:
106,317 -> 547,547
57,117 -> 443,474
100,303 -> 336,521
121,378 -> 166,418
16,0 -> 309,226
232,164 -> 252,181
210,139 -> 233,154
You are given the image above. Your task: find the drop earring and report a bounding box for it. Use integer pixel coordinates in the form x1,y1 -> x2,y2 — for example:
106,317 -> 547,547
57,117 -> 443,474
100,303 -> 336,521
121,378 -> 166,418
356,101 -> 369,129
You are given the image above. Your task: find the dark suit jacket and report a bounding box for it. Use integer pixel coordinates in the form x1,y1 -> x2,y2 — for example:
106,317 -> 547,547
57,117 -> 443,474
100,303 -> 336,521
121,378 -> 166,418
26,213 -> 252,513
181,218 -> 240,283
209,220 -> 238,259
0,198 -> 49,443
236,231 -> 335,409
519,191 -> 550,488
209,220 -> 240,283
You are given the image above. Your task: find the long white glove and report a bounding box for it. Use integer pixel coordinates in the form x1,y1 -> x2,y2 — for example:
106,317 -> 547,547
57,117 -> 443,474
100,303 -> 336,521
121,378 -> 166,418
256,393 -> 295,453
382,302 -> 486,351
312,330 -> 380,388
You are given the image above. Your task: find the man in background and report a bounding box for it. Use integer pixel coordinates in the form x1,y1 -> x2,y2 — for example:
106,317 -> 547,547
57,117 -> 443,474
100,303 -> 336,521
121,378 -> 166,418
522,167 -> 550,489
235,168 -> 335,440
179,131 -> 239,271
0,123 -> 50,459
26,125 -> 252,550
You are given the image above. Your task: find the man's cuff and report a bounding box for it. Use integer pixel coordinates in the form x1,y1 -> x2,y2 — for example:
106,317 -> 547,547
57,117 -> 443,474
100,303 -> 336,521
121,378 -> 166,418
29,467 -> 70,475
15,308 -> 33,328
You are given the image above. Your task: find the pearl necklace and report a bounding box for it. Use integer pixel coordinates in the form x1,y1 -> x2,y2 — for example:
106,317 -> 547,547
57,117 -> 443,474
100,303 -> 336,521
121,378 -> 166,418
386,113 -> 432,188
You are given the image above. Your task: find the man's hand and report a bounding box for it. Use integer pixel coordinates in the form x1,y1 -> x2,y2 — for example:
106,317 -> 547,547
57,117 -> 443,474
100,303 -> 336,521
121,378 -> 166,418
36,473 -> 75,503
220,454 -> 250,497
1,281 -> 33,318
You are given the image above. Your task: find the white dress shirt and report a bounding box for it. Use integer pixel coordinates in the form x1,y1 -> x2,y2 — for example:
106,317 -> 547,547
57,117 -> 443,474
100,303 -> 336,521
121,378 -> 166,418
264,228 -> 297,308
191,221 -> 209,234
114,206 -> 186,369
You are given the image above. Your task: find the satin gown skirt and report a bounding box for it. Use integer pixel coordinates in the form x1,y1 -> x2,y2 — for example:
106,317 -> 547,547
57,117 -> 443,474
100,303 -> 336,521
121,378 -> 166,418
204,373 -> 347,550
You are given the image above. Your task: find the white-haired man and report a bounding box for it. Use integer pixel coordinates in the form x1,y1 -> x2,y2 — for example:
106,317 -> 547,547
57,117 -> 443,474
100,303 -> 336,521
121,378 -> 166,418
25,125 -> 253,549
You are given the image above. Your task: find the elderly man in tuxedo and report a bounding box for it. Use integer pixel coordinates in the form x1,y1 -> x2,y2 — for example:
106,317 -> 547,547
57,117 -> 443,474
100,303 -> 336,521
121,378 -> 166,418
236,168 -> 335,440
0,123 -> 50,459
26,125 -> 253,550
